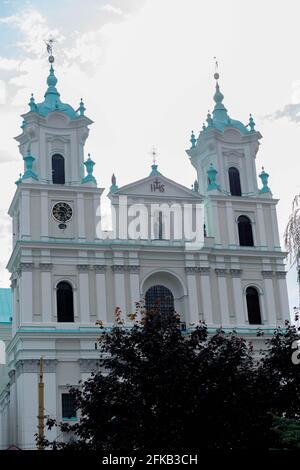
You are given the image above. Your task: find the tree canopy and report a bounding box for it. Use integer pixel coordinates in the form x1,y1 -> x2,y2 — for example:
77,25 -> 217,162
39,310 -> 300,451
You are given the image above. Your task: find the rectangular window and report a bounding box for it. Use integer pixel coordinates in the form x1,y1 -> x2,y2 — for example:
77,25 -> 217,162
62,393 -> 77,420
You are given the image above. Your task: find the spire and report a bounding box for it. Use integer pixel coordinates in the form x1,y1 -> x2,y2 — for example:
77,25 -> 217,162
25,39 -> 86,120
44,57 -> 60,103
212,61 -> 229,123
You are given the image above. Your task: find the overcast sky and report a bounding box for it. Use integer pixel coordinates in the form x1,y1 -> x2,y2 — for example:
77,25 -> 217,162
0,0 -> 299,316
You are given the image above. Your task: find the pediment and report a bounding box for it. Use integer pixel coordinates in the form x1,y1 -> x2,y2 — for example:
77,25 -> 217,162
110,173 -> 203,201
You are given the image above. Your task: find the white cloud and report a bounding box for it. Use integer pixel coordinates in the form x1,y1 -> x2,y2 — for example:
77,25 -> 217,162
0,150 -> 18,164
99,4 -> 123,16
0,8 -> 64,56
0,57 -> 20,71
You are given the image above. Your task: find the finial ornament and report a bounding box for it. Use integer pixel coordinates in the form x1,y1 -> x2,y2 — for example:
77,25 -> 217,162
82,153 -> 97,185
190,130 -> 196,148
77,98 -> 86,116
206,110 -> 213,127
149,147 -> 160,176
15,173 -> 22,186
248,113 -> 256,131
28,93 -> 37,112
213,56 -> 219,81
22,148 -> 38,181
259,166 -> 271,194
110,173 -> 118,192
207,163 -> 220,191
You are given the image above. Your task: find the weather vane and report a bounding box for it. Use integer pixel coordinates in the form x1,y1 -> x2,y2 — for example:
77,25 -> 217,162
213,56 -> 219,81
44,37 -> 55,63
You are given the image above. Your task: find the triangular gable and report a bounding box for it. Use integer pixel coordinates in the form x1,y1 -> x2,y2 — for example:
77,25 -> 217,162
109,173 -> 203,201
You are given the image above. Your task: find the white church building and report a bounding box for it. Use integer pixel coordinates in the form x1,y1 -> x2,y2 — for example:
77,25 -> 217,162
0,53 -> 290,449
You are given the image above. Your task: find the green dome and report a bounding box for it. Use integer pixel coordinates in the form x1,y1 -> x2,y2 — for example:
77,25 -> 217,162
28,60 -> 83,121
203,80 -> 251,135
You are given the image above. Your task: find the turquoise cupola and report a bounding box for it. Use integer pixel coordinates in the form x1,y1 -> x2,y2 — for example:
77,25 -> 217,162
27,54 -> 86,120
209,72 -> 250,135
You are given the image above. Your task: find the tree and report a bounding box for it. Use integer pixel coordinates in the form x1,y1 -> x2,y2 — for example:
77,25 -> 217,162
38,310 -> 300,451
285,194 -> 300,318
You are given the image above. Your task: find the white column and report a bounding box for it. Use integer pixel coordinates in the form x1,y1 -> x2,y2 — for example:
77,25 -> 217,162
20,189 -> 30,240
40,264 -> 52,323
185,268 -> 199,324
210,201 -> 221,246
256,204 -> 267,248
41,191 -> 49,240
11,279 -> 18,334
16,363 -> 38,450
128,266 -> 140,314
95,265 -> 107,323
71,137 -> 79,182
230,269 -> 245,325
215,269 -> 230,326
19,263 -> 33,323
112,265 -> 126,319
262,271 -> 277,325
77,265 -> 90,323
44,361 -> 58,443
8,370 -> 17,445
199,268 -> 213,325
270,205 -> 281,249
93,194 -> 101,240
77,193 -> 86,240
225,201 -> 236,247
276,273 -> 290,322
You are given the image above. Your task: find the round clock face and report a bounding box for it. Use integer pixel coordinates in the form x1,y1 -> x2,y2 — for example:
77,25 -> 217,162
52,202 -> 73,223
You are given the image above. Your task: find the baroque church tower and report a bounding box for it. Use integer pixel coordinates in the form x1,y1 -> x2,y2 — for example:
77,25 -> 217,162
0,55 -> 290,449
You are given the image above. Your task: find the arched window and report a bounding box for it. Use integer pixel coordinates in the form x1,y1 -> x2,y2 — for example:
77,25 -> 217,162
246,287 -> 262,324
52,154 -> 65,184
228,167 -> 241,196
238,215 -> 254,246
145,285 -> 174,318
57,281 -> 74,322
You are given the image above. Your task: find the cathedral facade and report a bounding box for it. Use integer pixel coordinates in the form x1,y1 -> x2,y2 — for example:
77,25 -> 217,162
0,55 -> 290,449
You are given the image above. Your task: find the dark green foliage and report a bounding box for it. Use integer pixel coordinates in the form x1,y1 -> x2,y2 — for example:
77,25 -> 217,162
38,313 -> 300,451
